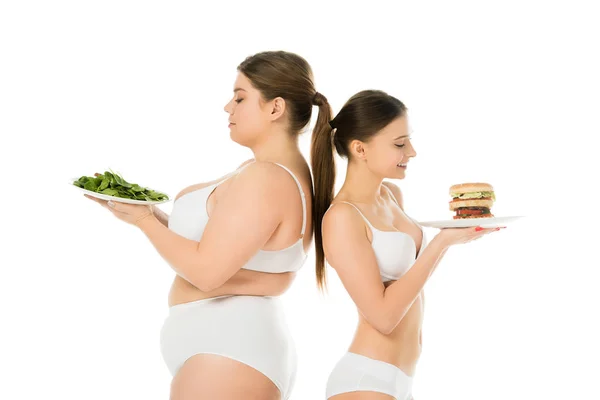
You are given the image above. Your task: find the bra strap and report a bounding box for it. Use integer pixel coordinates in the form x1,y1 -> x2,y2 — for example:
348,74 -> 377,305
273,163 -> 307,238
382,183 -> 399,206
335,201 -> 375,229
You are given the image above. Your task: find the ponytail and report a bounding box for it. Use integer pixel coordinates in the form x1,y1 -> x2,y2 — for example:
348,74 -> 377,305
310,92 -> 335,291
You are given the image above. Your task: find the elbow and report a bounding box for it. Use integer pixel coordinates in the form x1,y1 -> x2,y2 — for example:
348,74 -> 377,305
373,293 -> 411,335
187,268 -> 222,293
177,254 -> 224,292
362,307 -> 397,335
374,311 -> 403,335
364,313 -> 394,335
376,319 -> 396,336
195,281 -> 217,293
193,275 -> 221,292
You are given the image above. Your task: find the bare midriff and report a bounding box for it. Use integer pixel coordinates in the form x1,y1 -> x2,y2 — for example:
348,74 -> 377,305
347,281 -> 423,377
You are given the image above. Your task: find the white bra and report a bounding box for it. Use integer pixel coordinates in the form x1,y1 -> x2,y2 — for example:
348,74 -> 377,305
168,162 -> 308,273
332,189 -> 427,282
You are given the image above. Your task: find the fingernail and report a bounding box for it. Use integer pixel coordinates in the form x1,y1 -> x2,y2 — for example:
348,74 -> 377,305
495,227 -> 500,231
107,201 -> 114,208
475,226 -> 483,232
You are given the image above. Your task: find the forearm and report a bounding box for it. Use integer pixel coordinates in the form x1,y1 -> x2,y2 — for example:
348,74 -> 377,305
382,237 -> 448,332
429,246 -> 448,274
152,205 -> 169,227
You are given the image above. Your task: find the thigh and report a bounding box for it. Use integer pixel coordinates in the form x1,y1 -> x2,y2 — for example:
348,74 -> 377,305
170,354 -> 281,400
329,392 -> 395,400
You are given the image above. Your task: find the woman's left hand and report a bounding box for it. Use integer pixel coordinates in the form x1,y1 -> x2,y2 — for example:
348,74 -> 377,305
84,194 -> 154,227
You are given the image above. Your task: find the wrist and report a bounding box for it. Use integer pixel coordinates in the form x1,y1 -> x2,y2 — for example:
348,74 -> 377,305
135,212 -> 157,230
430,235 -> 450,252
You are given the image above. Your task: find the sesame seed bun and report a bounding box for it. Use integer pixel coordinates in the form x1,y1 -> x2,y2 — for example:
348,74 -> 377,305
449,182 -> 494,195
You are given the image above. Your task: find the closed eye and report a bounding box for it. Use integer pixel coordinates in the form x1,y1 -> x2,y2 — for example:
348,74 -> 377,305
395,144 -> 405,148
235,99 -> 243,104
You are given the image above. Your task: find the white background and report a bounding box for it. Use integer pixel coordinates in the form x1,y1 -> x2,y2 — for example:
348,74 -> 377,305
1,1 -> 598,399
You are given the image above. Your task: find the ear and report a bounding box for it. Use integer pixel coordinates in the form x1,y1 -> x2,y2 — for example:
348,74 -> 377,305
349,139 -> 367,161
268,97 -> 286,122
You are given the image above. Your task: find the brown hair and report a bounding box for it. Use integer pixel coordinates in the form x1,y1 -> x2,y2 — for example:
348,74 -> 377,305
237,51 -> 332,136
311,90 -> 408,290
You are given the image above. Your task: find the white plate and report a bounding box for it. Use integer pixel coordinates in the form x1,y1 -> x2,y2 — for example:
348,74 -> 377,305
418,216 -> 524,229
70,179 -> 171,205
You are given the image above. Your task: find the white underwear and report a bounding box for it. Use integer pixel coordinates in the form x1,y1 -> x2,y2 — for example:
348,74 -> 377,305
160,295 -> 297,399
326,352 -> 413,400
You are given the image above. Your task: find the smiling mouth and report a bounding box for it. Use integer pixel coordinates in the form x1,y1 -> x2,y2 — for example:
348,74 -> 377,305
397,163 -> 408,167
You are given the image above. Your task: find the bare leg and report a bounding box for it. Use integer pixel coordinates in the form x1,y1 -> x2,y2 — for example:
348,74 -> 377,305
170,354 -> 281,400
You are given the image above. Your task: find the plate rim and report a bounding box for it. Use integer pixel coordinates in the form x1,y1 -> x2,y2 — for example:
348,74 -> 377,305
418,215 -> 524,227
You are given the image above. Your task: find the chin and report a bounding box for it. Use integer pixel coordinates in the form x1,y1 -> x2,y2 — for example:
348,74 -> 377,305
379,169 -> 404,180
230,133 -> 257,148
230,133 -> 241,145
392,168 -> 407,179
229,130 -> 247,146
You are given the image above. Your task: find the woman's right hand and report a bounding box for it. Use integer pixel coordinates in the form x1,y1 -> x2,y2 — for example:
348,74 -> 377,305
434,225 -> 504,248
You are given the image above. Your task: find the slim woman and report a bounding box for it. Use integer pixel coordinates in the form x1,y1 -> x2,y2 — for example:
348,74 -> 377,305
311,90 -> 501,400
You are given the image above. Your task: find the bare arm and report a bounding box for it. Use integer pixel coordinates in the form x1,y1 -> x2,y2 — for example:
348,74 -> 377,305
136,162 -> 292,292
159,217 -> 292,297
150,159 -> 291,296
151,214 -> 293,297
323,203 -> 449,335
151,205 -> 169,227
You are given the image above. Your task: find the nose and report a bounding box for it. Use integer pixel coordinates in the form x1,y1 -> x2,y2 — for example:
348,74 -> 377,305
407,140 -> 417,158
224,99 -> 233,114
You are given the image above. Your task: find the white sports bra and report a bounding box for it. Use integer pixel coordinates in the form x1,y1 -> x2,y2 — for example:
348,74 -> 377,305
168,162 -> 308,273
333,188 -> 427,282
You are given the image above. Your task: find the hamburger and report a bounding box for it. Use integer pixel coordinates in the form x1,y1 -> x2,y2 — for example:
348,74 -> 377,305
449,183 -> 495,219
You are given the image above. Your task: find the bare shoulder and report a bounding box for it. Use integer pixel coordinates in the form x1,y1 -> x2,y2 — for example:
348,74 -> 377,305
236,161 -> 296,185
322,202 -> 367,239
322,202 -> 373,274
174,159 -> 255,201
229,161 -> 299,201
382,181 -> 404,210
